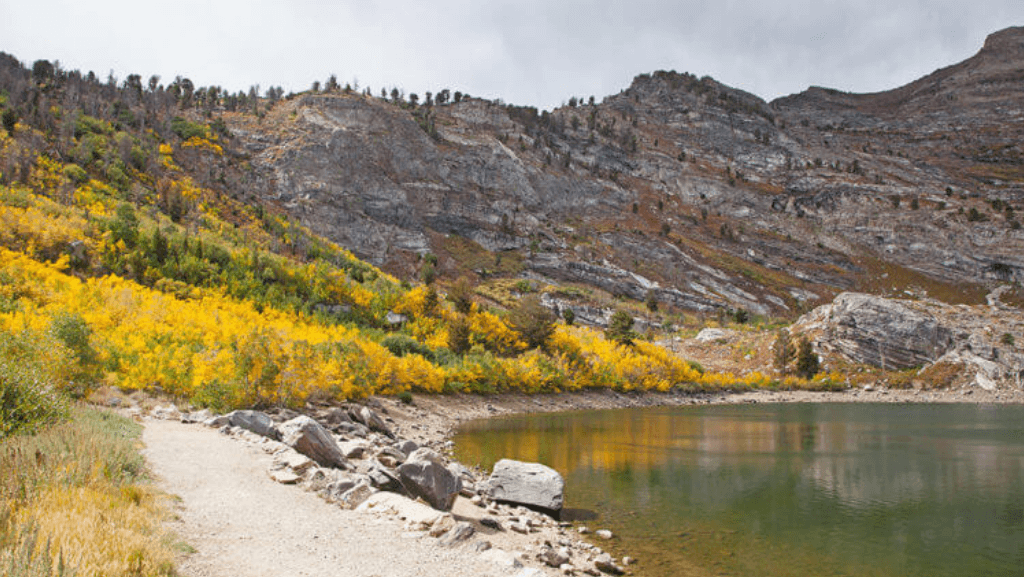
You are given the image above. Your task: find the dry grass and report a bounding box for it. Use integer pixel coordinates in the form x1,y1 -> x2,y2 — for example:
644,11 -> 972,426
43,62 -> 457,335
1,407 -> 179,577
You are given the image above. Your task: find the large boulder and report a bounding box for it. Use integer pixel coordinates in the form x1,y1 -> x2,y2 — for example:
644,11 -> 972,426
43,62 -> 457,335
485,459 -> 564,515
397,448 -> 462,511
279,416 -> 347,469
228,410 -> 280,440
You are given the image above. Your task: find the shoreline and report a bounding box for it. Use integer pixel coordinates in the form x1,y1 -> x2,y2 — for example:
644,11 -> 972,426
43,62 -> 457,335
142,385 -> 1024,577
377,385 -> 1024,452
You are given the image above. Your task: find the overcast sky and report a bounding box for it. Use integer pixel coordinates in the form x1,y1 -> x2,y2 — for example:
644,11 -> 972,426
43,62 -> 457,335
1,1 -> 1021,109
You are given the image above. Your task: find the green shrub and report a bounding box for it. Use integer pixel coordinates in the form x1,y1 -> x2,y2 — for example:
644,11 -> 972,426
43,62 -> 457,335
508,294 -> 556,350
170,117 -> 208,141
562,308 -> 575,326
0,330 -> 70,437
62,163 -> 89,185
381,334 -> 433,359
605,310 -> 636,346
0,358 -> 68,437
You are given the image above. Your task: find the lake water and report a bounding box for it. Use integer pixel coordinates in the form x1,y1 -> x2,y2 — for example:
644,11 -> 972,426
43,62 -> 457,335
453,403 -> 1024,577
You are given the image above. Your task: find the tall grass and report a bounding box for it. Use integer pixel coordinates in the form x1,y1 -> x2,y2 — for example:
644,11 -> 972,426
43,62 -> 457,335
1,408 -> 178,577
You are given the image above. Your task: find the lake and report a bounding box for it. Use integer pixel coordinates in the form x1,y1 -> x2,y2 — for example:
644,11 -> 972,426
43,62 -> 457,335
453,403 -> 1024,577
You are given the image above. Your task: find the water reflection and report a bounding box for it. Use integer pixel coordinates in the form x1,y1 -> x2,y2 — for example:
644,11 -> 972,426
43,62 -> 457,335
454,403 -> 1024,577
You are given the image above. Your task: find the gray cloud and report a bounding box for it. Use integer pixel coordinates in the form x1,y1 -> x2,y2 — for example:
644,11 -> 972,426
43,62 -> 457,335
1,1 -> 1021,109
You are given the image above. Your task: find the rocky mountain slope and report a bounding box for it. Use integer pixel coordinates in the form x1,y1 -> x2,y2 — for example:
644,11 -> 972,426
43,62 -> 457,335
227,27 -> 1024,319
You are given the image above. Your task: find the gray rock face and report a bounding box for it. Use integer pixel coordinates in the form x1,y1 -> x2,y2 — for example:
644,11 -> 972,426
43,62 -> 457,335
226,30 -> 1024,320
806,292 -> 953,369
228,410 -> 280,440
485,459 -> 564,514
397,448 -> 462,511
279,416 -> 347,468
797,291 -> 1024,388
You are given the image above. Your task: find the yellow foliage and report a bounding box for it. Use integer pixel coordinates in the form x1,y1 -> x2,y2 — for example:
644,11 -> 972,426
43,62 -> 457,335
181,135 -> 224,155
157,143 -> 179,171
468,309 -> 526,354
30,155 -> 66,193
0,196 -> 91,260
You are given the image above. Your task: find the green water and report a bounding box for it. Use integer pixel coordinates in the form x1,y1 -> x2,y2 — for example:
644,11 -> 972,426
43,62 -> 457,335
453,403 -> 1024,577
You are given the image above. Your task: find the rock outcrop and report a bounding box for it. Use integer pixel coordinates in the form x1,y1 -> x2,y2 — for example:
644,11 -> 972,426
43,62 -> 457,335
797,291 -> 1024,389
224,27 -> 1024,319
802,292 -> 953,369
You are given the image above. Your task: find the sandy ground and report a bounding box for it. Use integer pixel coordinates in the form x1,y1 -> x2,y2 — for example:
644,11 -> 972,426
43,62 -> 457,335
143,419 -> 561,577
143,385 -> 1024,577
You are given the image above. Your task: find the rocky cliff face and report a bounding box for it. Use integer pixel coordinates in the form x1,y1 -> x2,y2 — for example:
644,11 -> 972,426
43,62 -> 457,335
796,291 -> 1024,390
227,27 -> 1024,318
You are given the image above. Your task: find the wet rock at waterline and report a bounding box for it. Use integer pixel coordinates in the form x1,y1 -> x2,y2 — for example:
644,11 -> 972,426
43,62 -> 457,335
485,459 -> 565,515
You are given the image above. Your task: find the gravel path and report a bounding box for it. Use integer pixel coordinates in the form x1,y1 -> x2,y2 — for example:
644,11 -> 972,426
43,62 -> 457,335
143,419 -> 523,577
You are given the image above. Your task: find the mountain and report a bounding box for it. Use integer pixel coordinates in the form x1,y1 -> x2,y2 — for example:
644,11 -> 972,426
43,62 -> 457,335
2,27 -> 1021,324
226,27 -> 1024,318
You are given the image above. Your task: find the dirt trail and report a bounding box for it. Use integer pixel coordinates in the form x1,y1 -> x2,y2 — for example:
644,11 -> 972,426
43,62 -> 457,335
142,419 -> 523,577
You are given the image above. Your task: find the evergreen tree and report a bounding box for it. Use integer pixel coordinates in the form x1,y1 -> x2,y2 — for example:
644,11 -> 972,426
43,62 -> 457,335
795,337 -> 820,379
772,329 -> 795,375
509,294 -> 556,349
606,310 -> 636,346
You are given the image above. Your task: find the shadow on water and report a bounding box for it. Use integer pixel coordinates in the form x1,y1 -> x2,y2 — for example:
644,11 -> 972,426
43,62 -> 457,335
560,507 -> 599,522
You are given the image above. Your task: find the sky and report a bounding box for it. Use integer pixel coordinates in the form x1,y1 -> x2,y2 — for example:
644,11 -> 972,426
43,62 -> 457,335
1,1 -> 1021,110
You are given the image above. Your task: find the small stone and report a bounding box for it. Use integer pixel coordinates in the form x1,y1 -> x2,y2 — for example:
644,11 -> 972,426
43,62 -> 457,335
596,529 -> 614,540
152,405 -> 181,420
204,414 -> 231,428
269,469 -> 301,484
510,521 -> 531,534
577,526 -> 590,534
622,556 -> 636,566
594,553 -> 625,575
338,482 -> 375,509
438,522 -> 476,547
228,410 -> 280,440
480,516 -> 503,531
539,546 -> 571,567
473,540 -> 493,552
180,408 -> 212,424
429,514 -> 456,537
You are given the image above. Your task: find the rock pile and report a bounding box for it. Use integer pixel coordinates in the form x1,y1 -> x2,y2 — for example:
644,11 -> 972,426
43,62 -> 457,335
152,404 -> 634,576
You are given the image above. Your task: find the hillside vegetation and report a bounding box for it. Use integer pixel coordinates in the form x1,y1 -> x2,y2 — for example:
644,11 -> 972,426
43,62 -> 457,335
0,52 -> 848,575
0,52 -> 843,421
